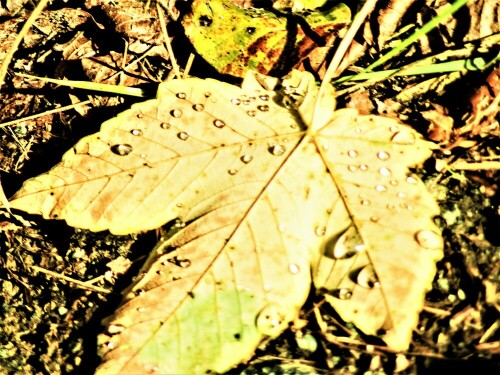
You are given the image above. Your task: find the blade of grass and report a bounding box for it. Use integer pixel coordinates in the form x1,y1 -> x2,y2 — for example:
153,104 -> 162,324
362,0 -> 470,74
16,73 -> 149,97
334,54 -> 500,84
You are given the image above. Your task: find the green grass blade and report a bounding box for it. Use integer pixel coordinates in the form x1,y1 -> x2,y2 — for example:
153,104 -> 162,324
16,73 -> 149,98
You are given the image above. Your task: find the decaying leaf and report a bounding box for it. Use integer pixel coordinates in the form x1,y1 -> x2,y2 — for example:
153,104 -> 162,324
9,70 -> 442,373
182,0 -> 350,77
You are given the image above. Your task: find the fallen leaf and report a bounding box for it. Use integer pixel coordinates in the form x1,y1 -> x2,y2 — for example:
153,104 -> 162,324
182,0 -> 350,77
9,70 -> 442,373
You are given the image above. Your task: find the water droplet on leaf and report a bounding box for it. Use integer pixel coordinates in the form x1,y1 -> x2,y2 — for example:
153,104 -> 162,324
228,168 -> 238,175
193,103 -> 204,111
111,144 -> 133,156
130,129 -> 143,136
361,199 -> 370,206
241,154 -> 253,163
332,288 -> 353,300
348,165 -> 358,172
213,119 -> 225,128
177,132 -> 189,140
176,92 -> 186,99
269,144 -> 286,156
315,226 -> 326,236
257,105 -> 269,112
347,150 -> 358,158
171,109 -> 183,118
107,324 -> 125,334
406,175 -> 418,184
391,130 -> 416,145
231,98 -> 241,105
356,265 -> 380,288
247,110 -> 256,117
328,226 -> 365,259
160,122 -> 170,129
259,94 -> 269,101
377,151 -> 390,160
415,230 -> 443,249
359,164 -> 368,171
288,263 -> 300,274
379,167 -> 391,176
375,184 -> 387,192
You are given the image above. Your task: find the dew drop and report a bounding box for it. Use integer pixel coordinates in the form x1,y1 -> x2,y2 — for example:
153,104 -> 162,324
389,125 -> 399,133
256,303 -> 287,336
379,167 -> 391,176
356,265 -> 380,289
415,230 -> 443,249
228,168 -> 238,175
347,150 -> 358,158
111,144 -> 133,156
348,165 -> 358,172
247,110 -> 256,117
332,288 -> 353,300
391,130 -> 416,145
359,164 -> 369,171
257,105 -> 269,112
375,184 -> 387,192
370,216 -> 380,222
140,153 -> 147,159
328,226 -> 365,259
105,341 -> 116,350
130,129 -> 143,136
178,258 -> 191,268
397,192 -> 407,198
377,151 -> 390,160
231,98 -> 241,105
402,203 -> 414,211
406,175 -> 418,184
288,263 -> 300,274
171,109 -> 183,118
259,94 -> 269,101
193,103 -> 204,111
389,179 -> 398,186
160,122 -> 170,129
107,324 -> 125,335
241,154 -> 253,163
177,132 -> 189,140
136,113 -> 143,119
204,92 -> 212,98
213,119 -> 225,128
176,92 -> 186,99
315,226 -> 326,236
137,307 -> 146,313
361,199 -> 371,206
269,144 -> 286,156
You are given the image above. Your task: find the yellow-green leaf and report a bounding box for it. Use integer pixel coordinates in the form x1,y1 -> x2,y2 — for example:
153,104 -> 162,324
182,0 -> 350,77
10,70 -> 443,373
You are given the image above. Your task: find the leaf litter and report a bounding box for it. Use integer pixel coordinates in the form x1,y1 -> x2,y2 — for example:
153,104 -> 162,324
1,0 -> 499,374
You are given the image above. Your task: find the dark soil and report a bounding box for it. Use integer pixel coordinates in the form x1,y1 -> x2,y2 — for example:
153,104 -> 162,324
0,1 -> 499,374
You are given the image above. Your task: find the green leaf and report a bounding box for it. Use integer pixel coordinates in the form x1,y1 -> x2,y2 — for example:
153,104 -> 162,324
182,0 -> 350,77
